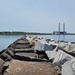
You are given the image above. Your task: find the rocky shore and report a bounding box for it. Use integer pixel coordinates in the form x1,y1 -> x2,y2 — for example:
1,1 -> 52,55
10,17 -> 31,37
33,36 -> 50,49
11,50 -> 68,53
0,36 -> 60,75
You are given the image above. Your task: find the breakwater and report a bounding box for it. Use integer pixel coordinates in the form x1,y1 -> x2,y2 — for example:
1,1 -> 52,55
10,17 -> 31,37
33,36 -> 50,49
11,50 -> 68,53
0,35 -> 75,75
0,35 -> 58,75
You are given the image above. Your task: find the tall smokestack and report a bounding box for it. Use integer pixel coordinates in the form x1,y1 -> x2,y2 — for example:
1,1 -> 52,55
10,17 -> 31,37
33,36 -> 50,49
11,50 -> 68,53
59,23 -> 60,34
63,23 -> 65,33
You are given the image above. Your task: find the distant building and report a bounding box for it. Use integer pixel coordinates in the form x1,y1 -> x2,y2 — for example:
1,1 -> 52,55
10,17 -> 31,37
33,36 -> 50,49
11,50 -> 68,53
53,23 -> 67,35
53,31 -> 67,35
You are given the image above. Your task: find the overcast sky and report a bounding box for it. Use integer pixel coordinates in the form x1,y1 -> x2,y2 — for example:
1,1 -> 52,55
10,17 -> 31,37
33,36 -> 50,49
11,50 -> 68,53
0,0 -> 75,33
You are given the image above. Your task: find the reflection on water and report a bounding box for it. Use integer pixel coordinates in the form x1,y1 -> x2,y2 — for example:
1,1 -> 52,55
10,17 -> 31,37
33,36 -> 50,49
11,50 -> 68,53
63,35 -> 65,41
35,35 -> 75,42
58,35 -> 65,41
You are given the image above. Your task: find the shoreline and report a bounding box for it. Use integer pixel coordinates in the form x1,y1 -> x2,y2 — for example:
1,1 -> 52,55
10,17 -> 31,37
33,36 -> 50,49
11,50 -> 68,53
0,31 -> 75,35
0,34 -> 75,35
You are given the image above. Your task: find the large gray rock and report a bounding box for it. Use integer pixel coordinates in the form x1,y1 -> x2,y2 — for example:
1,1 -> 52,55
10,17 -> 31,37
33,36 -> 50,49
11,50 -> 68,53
62,59 -> 75,75
34,41 -> 53,51
6,50 -> 15,58
1,52 -> 12,61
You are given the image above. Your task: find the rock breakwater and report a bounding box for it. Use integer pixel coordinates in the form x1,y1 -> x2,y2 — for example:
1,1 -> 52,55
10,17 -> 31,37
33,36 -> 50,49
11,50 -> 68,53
0,35 -> 58,75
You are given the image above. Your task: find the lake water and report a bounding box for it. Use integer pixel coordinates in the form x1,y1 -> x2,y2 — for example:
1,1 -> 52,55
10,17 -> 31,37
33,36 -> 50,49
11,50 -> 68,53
0,35 -> 75,51
36,35 -> 75,42
0,35 -> 23,51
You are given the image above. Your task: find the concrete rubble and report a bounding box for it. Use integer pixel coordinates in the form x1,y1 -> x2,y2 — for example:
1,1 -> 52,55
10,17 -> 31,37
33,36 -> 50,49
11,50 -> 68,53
0,35 -> 75,75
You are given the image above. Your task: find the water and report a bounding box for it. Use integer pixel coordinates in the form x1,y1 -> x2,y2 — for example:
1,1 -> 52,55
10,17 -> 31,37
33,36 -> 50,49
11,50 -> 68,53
34,35 -> 75,42
0,35 -> 23,51
0,35 -> 75,51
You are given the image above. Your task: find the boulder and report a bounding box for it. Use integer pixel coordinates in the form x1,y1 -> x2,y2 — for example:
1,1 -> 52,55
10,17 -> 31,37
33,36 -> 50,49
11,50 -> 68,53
6,50 -> 15,58
0,52 -> 12,61
15,44 -> 31,49
3,59 -> 56,75
34,40 -> 53,51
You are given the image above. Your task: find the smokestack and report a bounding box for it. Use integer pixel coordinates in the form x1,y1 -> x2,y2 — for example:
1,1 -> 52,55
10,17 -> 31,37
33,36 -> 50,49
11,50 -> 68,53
59,23 -> 60,34
63,23 -> 65,33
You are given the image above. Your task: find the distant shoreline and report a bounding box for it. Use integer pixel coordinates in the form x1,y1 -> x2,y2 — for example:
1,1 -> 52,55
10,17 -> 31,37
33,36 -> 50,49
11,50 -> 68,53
0,31 -> 75,35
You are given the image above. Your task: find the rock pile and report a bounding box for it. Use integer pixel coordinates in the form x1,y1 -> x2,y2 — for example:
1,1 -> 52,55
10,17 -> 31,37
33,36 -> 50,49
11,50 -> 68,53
0,35 -> 58,75
4,59 -> 56,75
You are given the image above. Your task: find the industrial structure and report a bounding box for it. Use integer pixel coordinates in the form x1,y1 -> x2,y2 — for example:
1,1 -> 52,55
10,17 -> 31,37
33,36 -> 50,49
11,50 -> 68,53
53,23 -> 67,35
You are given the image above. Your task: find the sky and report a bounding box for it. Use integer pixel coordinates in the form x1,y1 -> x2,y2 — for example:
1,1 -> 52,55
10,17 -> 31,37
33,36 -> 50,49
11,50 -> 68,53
0,0 -> 75,33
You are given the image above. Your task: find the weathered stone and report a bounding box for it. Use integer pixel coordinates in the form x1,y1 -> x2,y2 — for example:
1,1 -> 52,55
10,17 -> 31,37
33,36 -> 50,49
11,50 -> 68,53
14,48 -> 34,52
7,43 -> 16,49
3,61 -> 10,67
2,61 -> 10,75
15,44 -> 31,49
3,59 -> 56,75
0,52 -> 12,61
35,50 -> 49,59
0,36 -> 63,75
15,40 -> 29,44
0,49 -> 6,55
6,50 -> 14,57
29,40 -> 35,46
21,36 -> 27,40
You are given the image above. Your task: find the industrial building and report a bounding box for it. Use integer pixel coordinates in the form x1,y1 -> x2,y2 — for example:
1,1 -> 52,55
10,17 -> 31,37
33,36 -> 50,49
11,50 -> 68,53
53,23 -> 67,35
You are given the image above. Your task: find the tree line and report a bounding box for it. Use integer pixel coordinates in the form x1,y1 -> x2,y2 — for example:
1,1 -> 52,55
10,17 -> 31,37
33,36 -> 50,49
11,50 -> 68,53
0,31 -> 52,35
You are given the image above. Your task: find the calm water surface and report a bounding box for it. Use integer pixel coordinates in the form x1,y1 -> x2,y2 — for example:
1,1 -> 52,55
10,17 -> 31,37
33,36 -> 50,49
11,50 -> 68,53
0,35 -> 75,51
0,35 -> 23,51
36,35 -> 75,42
